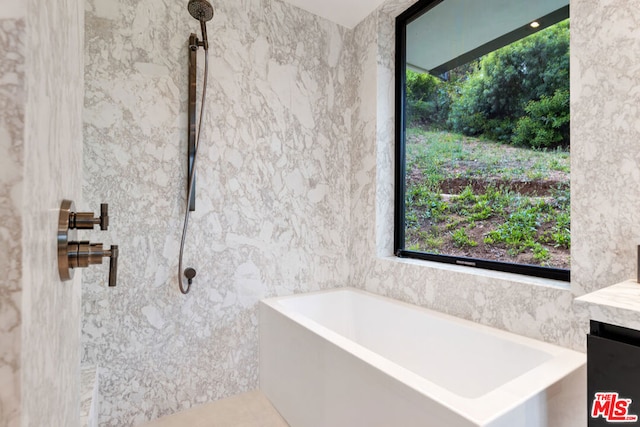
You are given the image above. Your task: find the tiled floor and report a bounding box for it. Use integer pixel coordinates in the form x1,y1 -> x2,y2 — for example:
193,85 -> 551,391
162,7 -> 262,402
137,390 -> 290,427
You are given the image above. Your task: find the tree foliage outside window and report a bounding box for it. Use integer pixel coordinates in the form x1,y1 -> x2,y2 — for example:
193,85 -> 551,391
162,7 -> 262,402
406,20 -> 570,149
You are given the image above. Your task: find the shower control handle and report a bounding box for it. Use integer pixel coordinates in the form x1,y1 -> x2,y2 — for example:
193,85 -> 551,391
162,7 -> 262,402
70,203 -> 109,230
109,246 -> 118,287
58,200 -> 119,287
64,241 -> 118,287
100,204 -> 109,230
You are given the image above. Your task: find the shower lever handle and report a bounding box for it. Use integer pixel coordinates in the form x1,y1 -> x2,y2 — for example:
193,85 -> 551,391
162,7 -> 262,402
108,245 -> 118,287
100,204 -> 109,230
66,242 -> 119,287
70,203 -> 109,230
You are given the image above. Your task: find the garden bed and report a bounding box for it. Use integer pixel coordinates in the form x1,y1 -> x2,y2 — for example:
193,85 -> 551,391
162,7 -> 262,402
405,129 -> 570,269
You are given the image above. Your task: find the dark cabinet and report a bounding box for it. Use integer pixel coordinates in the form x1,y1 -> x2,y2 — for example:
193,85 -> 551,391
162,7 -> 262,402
588,320 -> 640,426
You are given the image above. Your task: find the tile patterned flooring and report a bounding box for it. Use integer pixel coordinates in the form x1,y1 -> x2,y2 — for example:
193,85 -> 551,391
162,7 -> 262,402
137,390 -> 289,427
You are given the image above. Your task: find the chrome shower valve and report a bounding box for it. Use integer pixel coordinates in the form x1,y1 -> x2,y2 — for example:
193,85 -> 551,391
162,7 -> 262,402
58,200 -> 118,286
70,203 -> 109,230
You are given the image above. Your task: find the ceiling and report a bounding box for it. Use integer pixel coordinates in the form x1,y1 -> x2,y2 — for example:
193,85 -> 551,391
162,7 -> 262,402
280,0 -> 388,28
407,0 -> 569,75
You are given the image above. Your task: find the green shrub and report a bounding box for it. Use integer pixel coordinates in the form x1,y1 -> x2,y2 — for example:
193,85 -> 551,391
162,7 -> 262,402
512,90 -> 570,149
406,70 -> 452,129
483,118 -> 516,143
447,20 -> 569,144
447,71 -> 487,135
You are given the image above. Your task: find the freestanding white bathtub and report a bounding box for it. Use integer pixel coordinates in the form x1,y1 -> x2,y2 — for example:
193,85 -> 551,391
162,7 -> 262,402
260,288 -> 586,427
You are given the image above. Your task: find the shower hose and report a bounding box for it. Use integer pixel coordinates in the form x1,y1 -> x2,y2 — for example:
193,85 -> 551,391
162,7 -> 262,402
178,50 -> 209,294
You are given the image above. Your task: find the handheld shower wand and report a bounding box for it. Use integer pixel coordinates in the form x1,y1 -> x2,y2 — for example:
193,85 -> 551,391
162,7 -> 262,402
188,0 -> 214,50
179,0 -> 214,294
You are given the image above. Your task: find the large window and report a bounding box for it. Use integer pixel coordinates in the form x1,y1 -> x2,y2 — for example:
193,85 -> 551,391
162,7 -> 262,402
395,0 -> 570,281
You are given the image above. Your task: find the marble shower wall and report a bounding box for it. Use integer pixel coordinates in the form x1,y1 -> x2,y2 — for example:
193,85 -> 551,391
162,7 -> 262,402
83,0 -> 640,424
82,0 -> 352,425
0,7 -> 25,427
21,0 -> 85,425
570,0 -> 640,296
1,0 -> 84,426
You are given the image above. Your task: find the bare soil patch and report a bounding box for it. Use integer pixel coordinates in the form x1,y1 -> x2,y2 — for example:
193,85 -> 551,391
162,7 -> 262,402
405,131 -> 570,269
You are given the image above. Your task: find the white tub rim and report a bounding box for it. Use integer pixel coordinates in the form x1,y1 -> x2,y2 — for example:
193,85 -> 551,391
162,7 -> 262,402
261,287 -> 585,425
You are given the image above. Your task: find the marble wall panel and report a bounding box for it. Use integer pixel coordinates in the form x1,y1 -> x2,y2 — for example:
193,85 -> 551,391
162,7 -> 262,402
82,0 -> 352,425
21,0 -> 85,425
83,0 -> 640,424
0,17 -> 24,427
0,0 -> 25,19
570,0 -> 640,296
1,0 -> 84,426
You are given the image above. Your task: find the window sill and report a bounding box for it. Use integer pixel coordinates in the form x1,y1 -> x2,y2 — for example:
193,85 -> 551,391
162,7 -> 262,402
378,255 -> 571,291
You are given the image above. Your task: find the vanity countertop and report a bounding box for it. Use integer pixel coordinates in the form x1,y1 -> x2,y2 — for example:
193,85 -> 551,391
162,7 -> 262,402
575,279 -> 640,330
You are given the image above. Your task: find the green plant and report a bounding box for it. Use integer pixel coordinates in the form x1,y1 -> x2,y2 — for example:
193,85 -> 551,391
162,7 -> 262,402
446,219 -> 462,230
405,186 -> 448,222
447,20 -> 569,144
451,228 -> 478,248
550,185 -> 570,209
406,70 -> 452,129
551,211 -> 571,248
403,129 -> 570,267
422,232 -> 445,250
532,243 -> 550,262
548,156 -> 570,173
512,89 -> 570,149
406,230 -> 444,253
484,201 -> 548,253
482,118 -> 516,143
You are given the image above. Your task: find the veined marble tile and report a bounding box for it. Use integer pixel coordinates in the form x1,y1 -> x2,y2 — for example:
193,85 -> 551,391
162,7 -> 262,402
82,0 -> 640,424
80,365 -> 99,427
20,0 -> 85,425
0,17 -> 25,427
82,0 -> 352,425
570,0 -> 640,297
1,0 -> 84,425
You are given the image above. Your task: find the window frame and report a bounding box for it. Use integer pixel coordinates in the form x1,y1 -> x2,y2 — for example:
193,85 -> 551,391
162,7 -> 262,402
393,0 -> 570,282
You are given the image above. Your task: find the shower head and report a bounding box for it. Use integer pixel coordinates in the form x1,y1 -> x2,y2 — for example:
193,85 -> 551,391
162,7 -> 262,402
188,0 -> 214,50
188,0 -> 214,22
